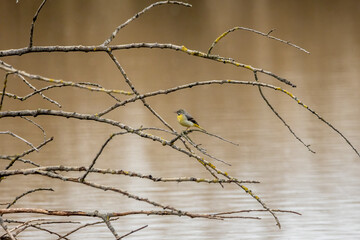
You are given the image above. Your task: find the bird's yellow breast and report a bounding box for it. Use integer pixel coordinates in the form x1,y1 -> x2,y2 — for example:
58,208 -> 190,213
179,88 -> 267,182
177,114 -> 193,127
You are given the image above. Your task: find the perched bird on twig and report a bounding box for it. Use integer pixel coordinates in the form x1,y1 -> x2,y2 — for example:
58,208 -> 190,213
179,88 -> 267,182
175,109 -> 204,130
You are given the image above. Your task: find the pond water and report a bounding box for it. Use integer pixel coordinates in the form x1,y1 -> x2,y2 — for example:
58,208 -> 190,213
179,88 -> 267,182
1,0 -> 359,239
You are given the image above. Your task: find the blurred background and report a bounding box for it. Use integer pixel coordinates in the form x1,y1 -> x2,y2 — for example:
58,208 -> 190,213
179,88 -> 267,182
0,0 -> 359,239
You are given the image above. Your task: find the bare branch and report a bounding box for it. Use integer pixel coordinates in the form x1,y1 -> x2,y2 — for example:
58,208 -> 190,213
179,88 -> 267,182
178,130 -> 232,166
0,157 -> 40,168
1,75 -> 356,160
118,225 -> 148,239
57,219 -> 116,240
0,43 -> 295,87
0,208 -> 259,221
0,60 -> 133,96
28,170 -> 183,213
1,168 -> 269,225
101,1 -> 192,46
3,137 -> 53,170
98,77 -> 359,157
102,216 -> 120,239
0,72 -> 11,111
207,26 -> 310,55
0,131 -> 39,152
98,79 -> 295,117
6,188 -> 54,209
2,219 -> 79,240
1,1 -> 358,236
253,71 -> 315,153
20,116 -> 47,141
215,209 -> 302,216
185,128 -> 239,146
0,216 -> 16,240
79,132 -> 128,182
16,73 -> 61,108
26,224 -> 66,239
0,166 -> 259,184
106,51 -> 176,132
29,0 -> 47,48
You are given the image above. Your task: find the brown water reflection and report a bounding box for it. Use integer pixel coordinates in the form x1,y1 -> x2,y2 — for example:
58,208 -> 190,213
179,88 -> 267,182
1,0 -> 360,239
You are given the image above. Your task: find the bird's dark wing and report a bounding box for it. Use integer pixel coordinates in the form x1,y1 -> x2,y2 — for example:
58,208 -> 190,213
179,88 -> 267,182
187,115 -> 199,125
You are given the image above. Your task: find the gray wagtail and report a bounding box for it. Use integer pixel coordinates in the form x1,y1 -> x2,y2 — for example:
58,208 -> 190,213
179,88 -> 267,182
175,109 -> 204,130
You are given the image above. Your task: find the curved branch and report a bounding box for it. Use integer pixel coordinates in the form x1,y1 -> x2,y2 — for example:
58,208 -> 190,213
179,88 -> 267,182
0,166 -> 259,185
0,131 -> 39,152
0,208 -> 257,221
107,51 -> 175,132
253,71 -> 315,153
0,43 -> 295,87
29,0 -> 48,48
1,77 -> 358,158
6,188 -> 54,209
0,60 -> 133,96
208,26 -> 310,55
102,1 -> 192,46
1,1 -> 357,234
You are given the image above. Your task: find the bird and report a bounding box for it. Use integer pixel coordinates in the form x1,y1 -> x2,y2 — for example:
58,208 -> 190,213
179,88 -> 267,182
175,109 -> 203,130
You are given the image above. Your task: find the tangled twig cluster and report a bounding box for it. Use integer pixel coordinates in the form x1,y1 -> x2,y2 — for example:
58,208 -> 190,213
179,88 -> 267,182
0,1 -> 358,239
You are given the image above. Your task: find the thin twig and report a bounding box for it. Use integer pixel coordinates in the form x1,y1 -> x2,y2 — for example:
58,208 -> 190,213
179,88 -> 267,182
204,164 -> 225,188
106,51 -> 176,132
0,216 -> 16,240
4,137 -> 53,170
279,86 -> 360,157
0,131 -> 39,152
0,166 -> 259,184
180,130 -> 232,166
29,0 -> 47,48
1,169 -> 263,224
0,82 -> 124,103
36,170 -> 183,213
176,133 -> 229,188
186,128 -> 239,146
0,157 -> 40,168
0,60 -> 133,96
0,43 -> 296,87
0,73 -> 12,111
0,208 -> 260,221
27,224 -> 67,239
6,188 -> 54,209
96,79 -> 295,117
57,219 -> 118,240
16,73 -> 61,108
253,71 -> 315,153
101,216 -> 120,239
79,131 -> 128,182
2,219 -> 79,240
118,225 -> 148,239
207,26 -> 310,55
214,209 -> 302,216
20,116 -> 47,141
101,1 -> 191,46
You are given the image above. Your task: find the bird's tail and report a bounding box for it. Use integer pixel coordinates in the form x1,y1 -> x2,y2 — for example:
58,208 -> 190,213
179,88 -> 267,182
194,124 -> 205,131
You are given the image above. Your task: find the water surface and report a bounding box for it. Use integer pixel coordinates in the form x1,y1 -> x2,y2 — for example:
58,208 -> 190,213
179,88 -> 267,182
0,0 -> 359,239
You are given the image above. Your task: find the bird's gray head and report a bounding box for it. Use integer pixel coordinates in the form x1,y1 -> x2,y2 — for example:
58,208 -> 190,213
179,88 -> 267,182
176,109 -> 185,115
